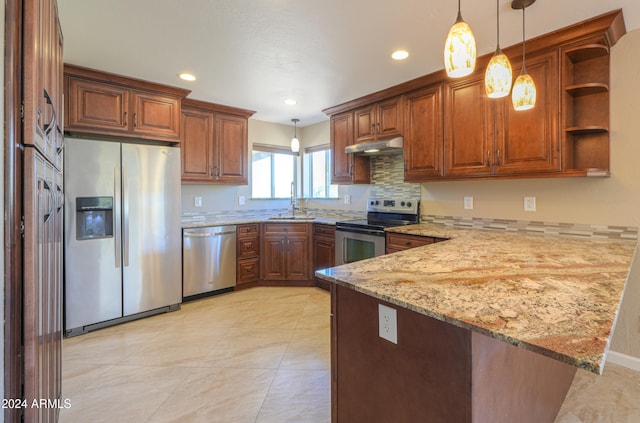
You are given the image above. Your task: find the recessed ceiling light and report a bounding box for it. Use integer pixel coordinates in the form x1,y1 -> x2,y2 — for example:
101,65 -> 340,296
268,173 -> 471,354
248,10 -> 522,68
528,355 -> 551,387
284,99 -> 297,105
391,50 -> 409,60
178,73 -> 196,81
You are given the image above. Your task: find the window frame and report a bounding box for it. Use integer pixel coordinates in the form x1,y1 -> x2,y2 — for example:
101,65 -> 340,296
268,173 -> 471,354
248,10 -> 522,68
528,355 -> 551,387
251,143 -> 298,199
304,144 -> 338,199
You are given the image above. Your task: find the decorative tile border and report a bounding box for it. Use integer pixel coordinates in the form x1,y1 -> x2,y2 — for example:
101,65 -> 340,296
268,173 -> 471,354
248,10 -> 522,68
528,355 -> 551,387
421,215 -> 638,241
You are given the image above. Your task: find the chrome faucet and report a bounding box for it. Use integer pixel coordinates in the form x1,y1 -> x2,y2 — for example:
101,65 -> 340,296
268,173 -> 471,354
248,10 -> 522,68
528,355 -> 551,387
290,181 -> 297,217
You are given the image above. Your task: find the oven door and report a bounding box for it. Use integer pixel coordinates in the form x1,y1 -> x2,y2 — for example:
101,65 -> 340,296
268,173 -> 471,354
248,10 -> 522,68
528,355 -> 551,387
335,227 -> 386,265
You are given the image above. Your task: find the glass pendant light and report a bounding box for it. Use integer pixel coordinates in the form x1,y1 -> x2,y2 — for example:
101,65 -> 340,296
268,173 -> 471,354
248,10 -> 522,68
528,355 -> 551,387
444,0 -> 477,78
511,0 -> 536,111
290,119 -> 300,153
485,0 -> 513,98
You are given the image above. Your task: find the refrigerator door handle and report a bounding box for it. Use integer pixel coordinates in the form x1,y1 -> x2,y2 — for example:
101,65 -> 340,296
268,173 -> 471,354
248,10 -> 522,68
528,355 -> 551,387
123,169 -> 130,267
114,167 -> 122,268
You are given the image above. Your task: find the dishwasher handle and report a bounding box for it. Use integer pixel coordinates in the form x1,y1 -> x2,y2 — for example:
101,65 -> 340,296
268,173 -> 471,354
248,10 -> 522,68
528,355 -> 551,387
184,227 -> 237,238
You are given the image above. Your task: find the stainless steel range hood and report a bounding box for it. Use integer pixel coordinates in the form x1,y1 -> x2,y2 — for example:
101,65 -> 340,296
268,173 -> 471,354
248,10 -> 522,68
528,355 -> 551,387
345,136 -> 403,155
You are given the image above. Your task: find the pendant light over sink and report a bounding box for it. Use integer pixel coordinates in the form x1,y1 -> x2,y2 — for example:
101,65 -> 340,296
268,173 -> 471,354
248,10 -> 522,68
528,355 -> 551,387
511,0 -> 537,111
484,0 -> 513,98
444,0 -> 477,78
290,118 -> 300,153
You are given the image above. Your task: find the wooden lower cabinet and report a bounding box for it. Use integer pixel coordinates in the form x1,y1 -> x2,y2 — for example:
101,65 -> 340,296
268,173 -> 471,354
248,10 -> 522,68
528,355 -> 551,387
313,223 -> 336,290
385,232 -> 445,254
236,224 -> 260,289
261,223 -> 313,285
331,284 -> 577,423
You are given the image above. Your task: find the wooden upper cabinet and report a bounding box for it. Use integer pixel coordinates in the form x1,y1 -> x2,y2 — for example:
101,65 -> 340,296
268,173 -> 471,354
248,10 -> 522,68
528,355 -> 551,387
330,111 -> 370,184
444,75 -> 495,177
444,50 -> 559,178
181,106 -> 214,183
67,77 -> 130,133
404,85 -> 444,181
180,98 -> 255,185
354,97 -> 403,143
214,113 -> 248,184
495,51 -> 560,175
64,64 -> 191,143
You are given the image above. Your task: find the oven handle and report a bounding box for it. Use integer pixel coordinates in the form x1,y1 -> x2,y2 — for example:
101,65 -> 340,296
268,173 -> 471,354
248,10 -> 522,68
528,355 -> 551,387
335,226 -> 385,237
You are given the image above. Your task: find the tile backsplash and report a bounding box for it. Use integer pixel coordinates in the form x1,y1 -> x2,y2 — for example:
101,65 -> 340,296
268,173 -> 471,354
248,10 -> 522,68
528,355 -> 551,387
369,152 -> 420,200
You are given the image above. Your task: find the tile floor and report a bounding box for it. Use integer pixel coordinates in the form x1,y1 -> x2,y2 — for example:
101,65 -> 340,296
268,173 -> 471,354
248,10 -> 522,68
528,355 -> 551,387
61,286 -> 640,423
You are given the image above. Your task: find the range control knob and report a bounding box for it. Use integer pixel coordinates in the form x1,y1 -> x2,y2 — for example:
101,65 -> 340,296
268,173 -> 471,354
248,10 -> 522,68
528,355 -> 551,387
407,202 -> 412,207
400,201 -> 406,206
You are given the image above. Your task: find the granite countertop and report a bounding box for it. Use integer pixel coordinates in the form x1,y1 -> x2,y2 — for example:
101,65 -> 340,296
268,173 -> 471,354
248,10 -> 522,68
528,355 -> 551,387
316,223 -> 638,374
182,216 -> 337,228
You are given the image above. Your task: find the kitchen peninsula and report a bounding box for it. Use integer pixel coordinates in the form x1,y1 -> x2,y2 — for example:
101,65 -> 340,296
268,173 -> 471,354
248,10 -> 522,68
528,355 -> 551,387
316,223 -> 637,423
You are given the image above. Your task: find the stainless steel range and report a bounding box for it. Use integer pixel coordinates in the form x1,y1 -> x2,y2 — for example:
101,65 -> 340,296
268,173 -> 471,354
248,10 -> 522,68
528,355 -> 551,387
335,198 -> 419,265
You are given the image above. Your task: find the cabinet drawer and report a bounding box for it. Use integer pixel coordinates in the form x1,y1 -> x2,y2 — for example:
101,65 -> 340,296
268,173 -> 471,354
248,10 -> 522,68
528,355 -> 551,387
314,223 -> 336,237
237,223 -> 259,237
237,258 -> 260,284
237,236 -> 260,259
262,222 -> 309,234
386,233 -> 435,251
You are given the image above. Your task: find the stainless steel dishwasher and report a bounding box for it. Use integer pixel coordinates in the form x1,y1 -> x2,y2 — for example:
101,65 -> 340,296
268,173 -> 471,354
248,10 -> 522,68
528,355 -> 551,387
182,225 -> 237,299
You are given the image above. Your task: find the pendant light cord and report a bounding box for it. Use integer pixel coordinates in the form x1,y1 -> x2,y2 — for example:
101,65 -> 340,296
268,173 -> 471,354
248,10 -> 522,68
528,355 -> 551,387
521,7 -> 527,73
496,0 -> 500,51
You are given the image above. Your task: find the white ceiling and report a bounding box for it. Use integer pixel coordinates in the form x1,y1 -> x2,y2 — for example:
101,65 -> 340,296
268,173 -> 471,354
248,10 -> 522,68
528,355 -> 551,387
58,0 -> 640,127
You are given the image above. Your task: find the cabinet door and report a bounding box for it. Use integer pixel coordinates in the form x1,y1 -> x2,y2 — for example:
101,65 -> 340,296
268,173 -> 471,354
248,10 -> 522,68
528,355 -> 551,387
377,97 -> 403,139
213,113 -> 248,184
444,76 -> 495,176
181,107 -> 215,183
131,91 -> 181,141
330,112 -> 370,184
313,236 -> 335,271
262,235 -> 287,280
354,105 -> 376,143
286,235 -> 311,280
404,85 -> 444,181
66,77 -> 129,134
495,51 -> 560,174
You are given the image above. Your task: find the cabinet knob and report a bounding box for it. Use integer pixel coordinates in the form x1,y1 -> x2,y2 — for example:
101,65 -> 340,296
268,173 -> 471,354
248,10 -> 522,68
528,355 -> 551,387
133,112 -> 138,128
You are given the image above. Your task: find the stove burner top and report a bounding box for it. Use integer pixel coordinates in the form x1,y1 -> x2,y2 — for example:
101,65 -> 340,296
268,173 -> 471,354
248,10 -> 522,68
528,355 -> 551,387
335,198 -> 420,234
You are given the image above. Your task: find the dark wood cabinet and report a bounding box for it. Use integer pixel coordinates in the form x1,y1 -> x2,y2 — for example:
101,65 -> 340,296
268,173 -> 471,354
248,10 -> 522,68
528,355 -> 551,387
261,223 -> 312,282
236,224 -> 260,288
354,97 -> 403,143
313,224 -> 336,290
561,41 -> 613,175
323,10 -> 624,182
181,98 -> 254,184
330,111 -> 370,184
64,64 -> 190,143
20,1 -> 65,421
403,85 -> 444,181
444,51 -> 559,178
385,232 -> 446,254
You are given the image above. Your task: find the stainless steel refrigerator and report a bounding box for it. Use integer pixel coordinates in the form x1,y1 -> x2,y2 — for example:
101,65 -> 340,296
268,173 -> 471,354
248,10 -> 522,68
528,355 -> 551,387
64,138 -> 182,336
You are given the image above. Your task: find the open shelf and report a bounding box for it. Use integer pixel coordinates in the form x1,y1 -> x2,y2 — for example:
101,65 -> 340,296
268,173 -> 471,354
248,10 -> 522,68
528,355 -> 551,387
565,126 -> 608,135
565,83 -> 608,97
565,44 -> 609,63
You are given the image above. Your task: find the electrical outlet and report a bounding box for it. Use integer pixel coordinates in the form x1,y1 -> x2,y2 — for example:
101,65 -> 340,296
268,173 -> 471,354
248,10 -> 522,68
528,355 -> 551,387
238,195 -> 245,206
524,196 -> 536,212
378,304 -> 398,344
463,196 -> 474,210
344,194 -> 351,205
194,196 -> 202,207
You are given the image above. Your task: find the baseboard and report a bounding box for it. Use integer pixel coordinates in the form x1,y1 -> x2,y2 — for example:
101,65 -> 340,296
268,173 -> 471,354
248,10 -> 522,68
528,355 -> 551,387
606,350 -> 640,371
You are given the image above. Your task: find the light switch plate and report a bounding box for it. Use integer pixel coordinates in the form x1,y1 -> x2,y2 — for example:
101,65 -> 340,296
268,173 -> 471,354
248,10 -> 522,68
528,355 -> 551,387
464,196 -> 474,210
238,195 -> 245,206
194,196 -> 202,207
378,304 -> 398,344
344,194 -> 351,205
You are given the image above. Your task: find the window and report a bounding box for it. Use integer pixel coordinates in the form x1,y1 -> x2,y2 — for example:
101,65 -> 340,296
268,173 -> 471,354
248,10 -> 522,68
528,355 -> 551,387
251,143 -> 297,199
304,145 -> 338,198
